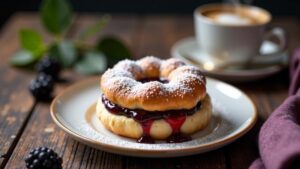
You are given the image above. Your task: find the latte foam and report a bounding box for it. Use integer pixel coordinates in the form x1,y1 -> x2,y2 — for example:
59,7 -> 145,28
211,13 -> 252,25
200,5 -> 270,26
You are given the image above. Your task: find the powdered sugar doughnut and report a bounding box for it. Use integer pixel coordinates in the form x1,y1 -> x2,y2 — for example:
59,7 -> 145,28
100,56 -> 206,111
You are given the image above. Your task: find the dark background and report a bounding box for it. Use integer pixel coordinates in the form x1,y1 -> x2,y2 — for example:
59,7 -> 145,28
0,0 -> 299,27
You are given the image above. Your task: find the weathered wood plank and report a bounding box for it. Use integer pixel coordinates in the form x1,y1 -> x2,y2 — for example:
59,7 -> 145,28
0,13 -> 54,167
135,15 -> 193,59
4,14 -> 139,169
272,17 -> 300,53
4,102 -> 124,169
124,150 -> 226,169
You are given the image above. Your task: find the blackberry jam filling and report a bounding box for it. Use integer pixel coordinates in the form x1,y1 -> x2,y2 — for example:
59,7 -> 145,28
101,95 -> 202,143
139,77 -> 169,84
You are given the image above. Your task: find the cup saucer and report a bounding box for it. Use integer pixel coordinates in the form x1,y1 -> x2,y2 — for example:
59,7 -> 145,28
171,37 -> 288,82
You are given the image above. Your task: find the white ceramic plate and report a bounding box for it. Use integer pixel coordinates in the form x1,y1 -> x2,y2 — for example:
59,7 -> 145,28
171,37 -> 288,82
50,77 -> 257,157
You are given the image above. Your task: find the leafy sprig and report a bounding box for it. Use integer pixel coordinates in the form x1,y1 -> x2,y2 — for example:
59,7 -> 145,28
10,0 -> 131,75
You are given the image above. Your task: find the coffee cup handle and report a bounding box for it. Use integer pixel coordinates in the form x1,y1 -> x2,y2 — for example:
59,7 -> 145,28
254,27 -> 287,64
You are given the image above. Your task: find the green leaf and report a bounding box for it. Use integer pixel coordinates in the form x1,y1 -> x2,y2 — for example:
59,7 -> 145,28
10,50 -> 36,66
75,51 -> 107,75
49,41 -> 77,67
79,15 -> 110,41
40,0 -> 72,35
96,36 -> 131,67
19,29 -> 45,56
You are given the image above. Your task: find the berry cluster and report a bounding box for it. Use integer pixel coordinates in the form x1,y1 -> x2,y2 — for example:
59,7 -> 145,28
36,57 -> 61,80
29,57 -> 61,101
29,73 -> 54,101
25,147 -> 62,169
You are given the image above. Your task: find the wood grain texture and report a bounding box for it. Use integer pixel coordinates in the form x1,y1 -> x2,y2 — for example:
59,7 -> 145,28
135,15 -> 193,58
4,102 -> 124,169
1,13 -> 297,169
0,13 -> 49,167
123,150 -> 226,169
271,17 -> 300,52
4,14 -> 139,169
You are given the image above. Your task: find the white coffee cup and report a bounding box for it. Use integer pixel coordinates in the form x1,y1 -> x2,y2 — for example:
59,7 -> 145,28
194,4 -> 286,66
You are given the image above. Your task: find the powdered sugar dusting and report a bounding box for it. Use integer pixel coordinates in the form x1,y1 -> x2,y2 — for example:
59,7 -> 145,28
104,77 -> 139,95
137,56 -> 162,66
132,81 -> 165,99
102,68 -> 134,79
101,56 -> 206,110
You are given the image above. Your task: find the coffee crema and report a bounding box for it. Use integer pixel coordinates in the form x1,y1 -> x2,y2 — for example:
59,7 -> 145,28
201,6 -> 270,25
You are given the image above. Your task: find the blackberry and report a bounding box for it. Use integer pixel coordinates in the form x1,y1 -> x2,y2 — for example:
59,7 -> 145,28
29,73 -> 54,101
25,147 -> 62,169
36,57 -> 61,80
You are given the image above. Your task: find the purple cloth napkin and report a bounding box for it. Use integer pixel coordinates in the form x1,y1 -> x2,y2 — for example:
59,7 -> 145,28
249,49 -> 300,169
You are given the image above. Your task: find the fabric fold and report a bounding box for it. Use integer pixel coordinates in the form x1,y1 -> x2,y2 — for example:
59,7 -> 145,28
250,49 -> 300,169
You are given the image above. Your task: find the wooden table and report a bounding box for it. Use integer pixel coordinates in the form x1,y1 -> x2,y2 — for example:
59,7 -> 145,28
0,13 -> 298,169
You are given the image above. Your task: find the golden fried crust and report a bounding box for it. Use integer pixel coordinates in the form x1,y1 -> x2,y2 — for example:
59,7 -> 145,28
96,95 -> 212,139
100,56 -> 206,111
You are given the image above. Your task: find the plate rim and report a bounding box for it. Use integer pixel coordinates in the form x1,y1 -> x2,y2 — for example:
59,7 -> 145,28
50,77 -> 257,156
171,37 -> 287,77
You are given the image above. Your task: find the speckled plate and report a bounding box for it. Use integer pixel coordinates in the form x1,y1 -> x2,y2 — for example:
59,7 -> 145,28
50,77 -> 257,157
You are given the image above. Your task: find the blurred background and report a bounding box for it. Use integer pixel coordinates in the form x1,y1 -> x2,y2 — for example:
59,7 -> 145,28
0,0 -> 299,28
